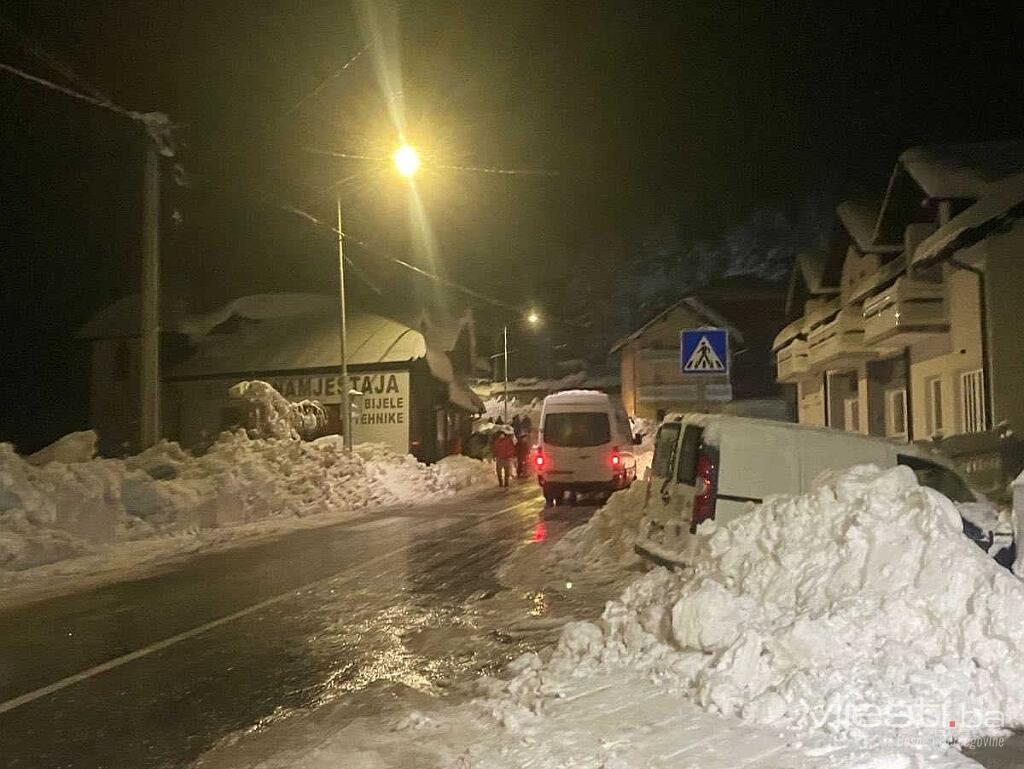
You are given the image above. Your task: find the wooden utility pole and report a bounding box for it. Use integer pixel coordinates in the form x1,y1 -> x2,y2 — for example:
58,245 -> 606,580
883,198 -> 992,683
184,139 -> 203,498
140,140 -> 161,448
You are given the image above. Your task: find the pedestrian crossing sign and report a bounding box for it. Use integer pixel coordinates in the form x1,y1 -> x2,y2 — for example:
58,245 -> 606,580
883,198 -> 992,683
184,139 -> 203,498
680,329 -> 729,374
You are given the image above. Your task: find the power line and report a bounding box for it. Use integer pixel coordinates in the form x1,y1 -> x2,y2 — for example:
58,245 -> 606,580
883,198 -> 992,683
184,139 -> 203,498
305,147 -> 560,178
435,162 -> 559,177
0,13 -> 110,103
0,59 -> 177,154
0,59 -> 135,119
275,46 -> 366,124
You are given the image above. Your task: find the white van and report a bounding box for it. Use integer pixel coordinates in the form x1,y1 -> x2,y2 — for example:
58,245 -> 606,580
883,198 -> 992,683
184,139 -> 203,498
536,390 -> 639,506
636,413 -> 1012,566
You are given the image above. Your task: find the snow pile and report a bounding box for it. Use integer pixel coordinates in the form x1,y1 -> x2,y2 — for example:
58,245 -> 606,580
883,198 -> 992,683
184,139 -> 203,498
0,432 -> 489,576
229,379 -> 327,439
541,446 -> 656,580
26,430 -> 98,466
542,482 -> 650,578
489,465 -> 1024,752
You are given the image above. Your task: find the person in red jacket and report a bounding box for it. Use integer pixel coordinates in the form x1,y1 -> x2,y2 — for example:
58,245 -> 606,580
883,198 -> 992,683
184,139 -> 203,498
492,428 -> 517,488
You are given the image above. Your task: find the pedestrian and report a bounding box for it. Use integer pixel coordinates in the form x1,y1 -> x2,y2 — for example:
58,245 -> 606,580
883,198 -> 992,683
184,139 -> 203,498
511,414 -> 522,436
515,432 -> 532,477
492,427 -> 517,488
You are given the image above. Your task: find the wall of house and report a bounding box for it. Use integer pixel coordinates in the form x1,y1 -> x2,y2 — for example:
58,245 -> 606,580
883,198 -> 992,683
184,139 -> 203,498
907,265 -> 983,440
982,221 -> 1024,433
796,376 -> 826,427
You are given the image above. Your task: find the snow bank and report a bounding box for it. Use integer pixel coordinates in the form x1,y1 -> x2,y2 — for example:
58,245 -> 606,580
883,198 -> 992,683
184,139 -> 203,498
489,465 -> 1024,754
534,439 -> 655,580
26,430 -> 98,466
542,479 -> 649,580
0,432 -> 489,578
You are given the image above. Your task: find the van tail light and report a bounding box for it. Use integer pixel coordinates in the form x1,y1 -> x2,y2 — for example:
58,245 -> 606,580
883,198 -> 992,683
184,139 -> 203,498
690,449 -> 718,533
535,449 -> 545,469
610,446 -> 621,469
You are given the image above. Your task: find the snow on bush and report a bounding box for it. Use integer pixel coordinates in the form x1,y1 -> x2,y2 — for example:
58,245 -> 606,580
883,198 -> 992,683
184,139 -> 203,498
229,380 -> 327,439
0,430 -> 489,576
488,465 -> 1024,752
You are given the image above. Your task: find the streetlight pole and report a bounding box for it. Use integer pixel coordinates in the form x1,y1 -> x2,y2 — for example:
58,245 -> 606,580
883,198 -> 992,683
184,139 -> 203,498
503,323 -> 509,421
336,196 -> 353,450
333,143 -> 419,451
500,311 -> 539,423
140,141 -> 161,449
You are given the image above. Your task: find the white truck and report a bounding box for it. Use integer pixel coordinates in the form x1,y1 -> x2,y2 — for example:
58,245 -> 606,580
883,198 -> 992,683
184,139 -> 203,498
636,413 -> 1014,568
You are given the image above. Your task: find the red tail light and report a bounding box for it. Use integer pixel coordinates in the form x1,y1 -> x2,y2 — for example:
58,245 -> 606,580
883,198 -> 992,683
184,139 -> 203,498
535,450 -> 545,469
690,450 -> 718,533
610,446 -> 621,468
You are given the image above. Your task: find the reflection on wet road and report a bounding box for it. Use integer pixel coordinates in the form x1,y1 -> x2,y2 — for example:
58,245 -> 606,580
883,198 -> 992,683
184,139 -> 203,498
0,483 -> 597,769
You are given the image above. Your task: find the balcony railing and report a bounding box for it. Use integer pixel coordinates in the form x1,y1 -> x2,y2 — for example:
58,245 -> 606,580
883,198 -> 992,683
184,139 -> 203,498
862,276 -> 948,349
776,338 -> 810,383
807,306 -> 876,369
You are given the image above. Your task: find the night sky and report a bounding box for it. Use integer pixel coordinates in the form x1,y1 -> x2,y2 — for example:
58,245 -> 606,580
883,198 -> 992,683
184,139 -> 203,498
2,0 -> 1023,450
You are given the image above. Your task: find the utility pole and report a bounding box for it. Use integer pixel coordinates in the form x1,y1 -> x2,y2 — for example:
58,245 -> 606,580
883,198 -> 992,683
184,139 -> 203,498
139,140 -> 161,449
503,324 -> 509,421
337,196 -> 353,450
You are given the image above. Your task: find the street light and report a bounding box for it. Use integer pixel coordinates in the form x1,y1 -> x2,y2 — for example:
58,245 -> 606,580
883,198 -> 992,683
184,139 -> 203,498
502,310 -> 542,421
336,144 -> 419,449
393,144 -> 420,178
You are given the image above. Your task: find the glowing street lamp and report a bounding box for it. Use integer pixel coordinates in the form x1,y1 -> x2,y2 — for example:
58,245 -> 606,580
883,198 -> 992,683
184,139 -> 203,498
335,143 -> 421,449
393,144 -> 420,178
501,310 -> 542,420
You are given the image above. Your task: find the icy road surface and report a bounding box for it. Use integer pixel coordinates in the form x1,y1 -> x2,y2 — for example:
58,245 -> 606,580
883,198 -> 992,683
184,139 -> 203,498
0,481 -> 605,769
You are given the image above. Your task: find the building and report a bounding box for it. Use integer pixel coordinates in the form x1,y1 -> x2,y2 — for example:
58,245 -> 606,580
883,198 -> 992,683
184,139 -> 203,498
78,293 -> 483,460
773,141 -> 1024,492
613,280 -> 790,421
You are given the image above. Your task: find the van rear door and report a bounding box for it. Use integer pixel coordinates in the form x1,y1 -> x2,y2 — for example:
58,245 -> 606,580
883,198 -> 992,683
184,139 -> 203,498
541,410 -> 614,483
638,422 -> 706,553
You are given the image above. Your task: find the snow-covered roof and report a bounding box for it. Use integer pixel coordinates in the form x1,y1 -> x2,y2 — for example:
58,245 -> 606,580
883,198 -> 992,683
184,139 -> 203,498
610,296 -> 744,354
898,141 -> 1024,200
836,201 -> 900,254
913,171 -> 1024,267
424,347 -> 485,413
793,250 -> 835,294
169,294 -> 427,378
871,141 -> 1024,248
77,293 -> 186,339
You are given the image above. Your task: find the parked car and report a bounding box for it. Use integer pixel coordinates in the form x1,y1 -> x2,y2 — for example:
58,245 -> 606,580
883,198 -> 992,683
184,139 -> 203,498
636,413 -> 1014,567
536,390 -> 639,506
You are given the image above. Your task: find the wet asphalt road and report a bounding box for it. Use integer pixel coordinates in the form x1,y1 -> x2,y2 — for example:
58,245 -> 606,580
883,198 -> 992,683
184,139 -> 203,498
0,481 -> 581,769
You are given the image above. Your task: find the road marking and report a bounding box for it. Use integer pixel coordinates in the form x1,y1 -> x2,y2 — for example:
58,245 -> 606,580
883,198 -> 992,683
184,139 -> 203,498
0,496 -> 538,715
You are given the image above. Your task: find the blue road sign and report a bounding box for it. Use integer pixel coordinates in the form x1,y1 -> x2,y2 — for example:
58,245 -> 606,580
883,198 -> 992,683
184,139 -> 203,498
680,328 -> 729,375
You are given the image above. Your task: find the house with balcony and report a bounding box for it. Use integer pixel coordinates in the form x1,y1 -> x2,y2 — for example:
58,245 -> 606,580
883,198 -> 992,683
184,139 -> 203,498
614,279 -> 789,422
774,141 -> 1024,491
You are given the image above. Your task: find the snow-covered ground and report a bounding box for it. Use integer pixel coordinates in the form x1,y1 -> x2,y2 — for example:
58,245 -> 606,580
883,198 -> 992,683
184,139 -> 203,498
216,464 -> 1023,769
0,430 -> 490,599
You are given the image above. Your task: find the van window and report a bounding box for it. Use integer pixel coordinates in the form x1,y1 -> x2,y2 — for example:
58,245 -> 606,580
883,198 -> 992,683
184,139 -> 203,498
676,425 -> 704,484
543,412 -> 611,447
651,423 -> 681,478
897,454 -> 975,503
